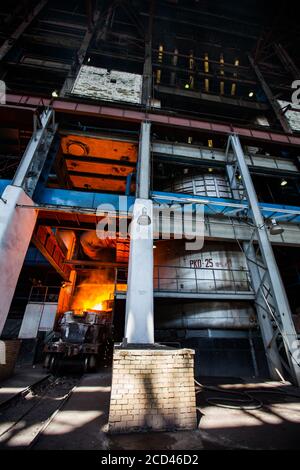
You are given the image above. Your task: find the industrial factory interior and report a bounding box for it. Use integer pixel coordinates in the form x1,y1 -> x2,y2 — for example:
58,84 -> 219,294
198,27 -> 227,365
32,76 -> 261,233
0,0 -> 300,454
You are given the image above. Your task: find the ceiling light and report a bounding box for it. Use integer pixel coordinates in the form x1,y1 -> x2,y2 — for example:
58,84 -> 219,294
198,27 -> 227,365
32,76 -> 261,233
208,168 -> 213,172
248,91 -> 254,97
280,178 -> 288,187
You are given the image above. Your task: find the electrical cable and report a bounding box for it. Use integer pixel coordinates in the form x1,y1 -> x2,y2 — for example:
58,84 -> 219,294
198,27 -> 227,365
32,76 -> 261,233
195,380 -> 262,410
194,378 -> 300,410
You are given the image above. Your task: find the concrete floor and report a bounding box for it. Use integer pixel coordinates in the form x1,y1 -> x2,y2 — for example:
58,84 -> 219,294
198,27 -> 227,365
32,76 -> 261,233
34,370 -> 205,451
197,378 -> 300,450
2,368 -> 300,450
34,372 -> 300,450
33,371 -> 112,450
0,365 -> 49,406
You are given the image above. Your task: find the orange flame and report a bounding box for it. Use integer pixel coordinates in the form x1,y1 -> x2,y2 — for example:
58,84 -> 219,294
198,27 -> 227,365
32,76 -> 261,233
70,270 -> 114,312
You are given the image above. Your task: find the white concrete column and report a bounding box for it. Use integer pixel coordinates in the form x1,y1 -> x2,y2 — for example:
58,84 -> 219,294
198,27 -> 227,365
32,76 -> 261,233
124,198 -> 154,343
0,185 -> 37,334
136,122 -> 151,199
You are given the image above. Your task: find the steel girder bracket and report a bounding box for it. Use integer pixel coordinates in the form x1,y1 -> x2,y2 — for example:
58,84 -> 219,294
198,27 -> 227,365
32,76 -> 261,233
32,225 -> 71,281
12,107 -> 57,198
226,133 -> 300,386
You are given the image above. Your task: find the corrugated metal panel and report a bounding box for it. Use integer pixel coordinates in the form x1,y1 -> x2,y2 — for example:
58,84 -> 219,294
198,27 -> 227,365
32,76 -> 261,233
39,303 -> 57,331
19,303 -> 57,338
18,304 -> 43,339
183,336 -> 269,378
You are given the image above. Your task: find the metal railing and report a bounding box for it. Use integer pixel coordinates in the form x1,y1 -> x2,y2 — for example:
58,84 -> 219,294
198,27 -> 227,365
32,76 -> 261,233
28,286 -> 60,303
115,265 -> 252,295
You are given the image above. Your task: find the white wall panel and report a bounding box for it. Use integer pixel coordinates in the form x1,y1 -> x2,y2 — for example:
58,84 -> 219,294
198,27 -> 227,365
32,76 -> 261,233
72,66 -> 142,104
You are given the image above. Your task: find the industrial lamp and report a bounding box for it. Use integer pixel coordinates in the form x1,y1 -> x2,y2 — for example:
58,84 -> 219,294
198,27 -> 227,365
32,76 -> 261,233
268,218 -> 284,235
280,178 -> 288,187
137,207 -> 151,226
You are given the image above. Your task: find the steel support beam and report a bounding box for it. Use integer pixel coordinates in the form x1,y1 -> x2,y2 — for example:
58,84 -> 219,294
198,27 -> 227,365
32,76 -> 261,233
227,133 -> 300,385
152,141 -> 299,175
225,163 -> 242,200
136,122 -> 151,199
12,108 -> 57,197
142,0 -> 154,107
152,191 -> 300,224
142,42 -> 152,107
140,11 -> 258,40
0,0 -> 48,61
243,242 -> 283,379
125,122 -> 154,343
60,8 -> 101,96
274,43 -> 300,80
248,55 -> 292,134
155,85 -> 269,111
118,291 -> 255,300
6,94 -> 300,147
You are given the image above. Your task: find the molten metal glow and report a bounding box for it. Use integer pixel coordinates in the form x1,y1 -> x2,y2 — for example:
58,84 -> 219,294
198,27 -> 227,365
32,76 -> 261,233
92,302 -> 103,311
70,270 -> 114,312
72,288 -> 112,311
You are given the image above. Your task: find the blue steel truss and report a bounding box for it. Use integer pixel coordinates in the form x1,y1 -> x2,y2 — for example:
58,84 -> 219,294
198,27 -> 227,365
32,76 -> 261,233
0,179 -> 299,222
152,190 -> 300,224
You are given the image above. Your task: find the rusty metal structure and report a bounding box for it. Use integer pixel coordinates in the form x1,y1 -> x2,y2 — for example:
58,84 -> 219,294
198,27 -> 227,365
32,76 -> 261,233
0,0 -> 300,381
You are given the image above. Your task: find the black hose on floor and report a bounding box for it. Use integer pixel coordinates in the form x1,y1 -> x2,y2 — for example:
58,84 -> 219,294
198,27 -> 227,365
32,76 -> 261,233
194,379 -> 300,410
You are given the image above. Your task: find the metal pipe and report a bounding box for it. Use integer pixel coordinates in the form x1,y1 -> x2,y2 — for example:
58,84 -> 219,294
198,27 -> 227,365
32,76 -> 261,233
204,53 -> 209,92
231,58 -> 239,96
220,53 -> 225,95
170,48 -> 178,86
156,44 -> 163,84
189,50 -> 195,90
155,301 -> 256,330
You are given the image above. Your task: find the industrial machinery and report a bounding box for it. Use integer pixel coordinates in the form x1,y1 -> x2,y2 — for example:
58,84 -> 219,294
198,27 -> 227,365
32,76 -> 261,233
154,240 -> 252,293
164,172 -> 233,198
43,301 -> 113,373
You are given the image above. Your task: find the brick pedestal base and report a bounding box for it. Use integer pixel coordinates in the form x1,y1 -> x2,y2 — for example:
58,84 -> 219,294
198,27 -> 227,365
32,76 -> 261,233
108,347 -> 197,433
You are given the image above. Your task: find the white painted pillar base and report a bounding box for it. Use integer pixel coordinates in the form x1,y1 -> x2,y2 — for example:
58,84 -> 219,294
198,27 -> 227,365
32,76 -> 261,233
124,198 -> 154,344
0,185 -> 37,335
